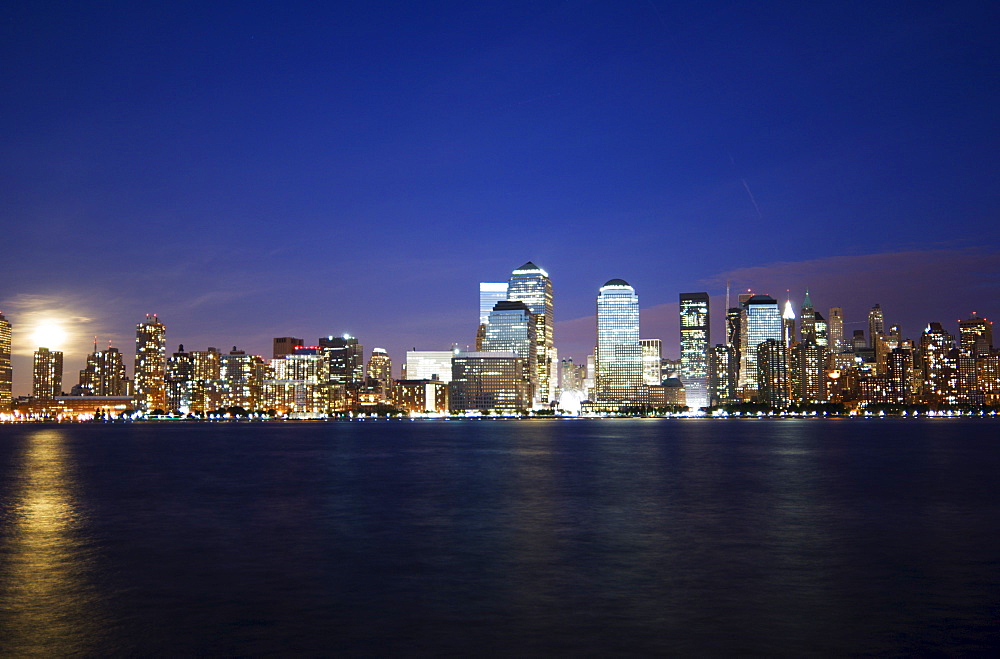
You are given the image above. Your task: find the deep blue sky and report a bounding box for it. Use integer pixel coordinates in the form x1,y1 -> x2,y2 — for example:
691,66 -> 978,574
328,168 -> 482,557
3,1 -> 998,394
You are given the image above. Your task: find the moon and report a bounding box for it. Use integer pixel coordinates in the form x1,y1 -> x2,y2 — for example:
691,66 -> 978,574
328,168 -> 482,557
31,322 -> 67,350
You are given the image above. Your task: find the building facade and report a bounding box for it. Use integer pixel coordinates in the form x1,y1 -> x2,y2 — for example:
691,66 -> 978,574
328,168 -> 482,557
135,314 -> 167,412
506,262 -> 554,405
0,312 -> 12,410
679,292 -> 710,410
596,279 -> 644,405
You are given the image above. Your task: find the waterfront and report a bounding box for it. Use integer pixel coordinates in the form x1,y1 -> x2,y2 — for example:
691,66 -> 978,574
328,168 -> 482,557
1,419 -> 998,655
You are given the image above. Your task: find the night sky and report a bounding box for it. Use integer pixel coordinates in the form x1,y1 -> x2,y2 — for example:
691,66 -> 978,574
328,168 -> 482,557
3,1 -> 998,395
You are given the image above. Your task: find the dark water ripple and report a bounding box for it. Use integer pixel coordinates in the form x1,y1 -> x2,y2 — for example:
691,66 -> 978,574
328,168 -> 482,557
1,419 -> 999,656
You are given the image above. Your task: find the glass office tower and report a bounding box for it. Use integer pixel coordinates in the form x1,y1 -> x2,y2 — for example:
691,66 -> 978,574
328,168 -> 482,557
596,279 -> 643,405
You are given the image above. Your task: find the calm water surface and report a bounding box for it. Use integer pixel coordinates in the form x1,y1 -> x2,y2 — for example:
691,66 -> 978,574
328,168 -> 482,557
1,419 -> 999,656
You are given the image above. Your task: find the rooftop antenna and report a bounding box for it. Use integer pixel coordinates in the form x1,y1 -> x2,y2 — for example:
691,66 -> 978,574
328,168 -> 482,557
726,280 -> 731,310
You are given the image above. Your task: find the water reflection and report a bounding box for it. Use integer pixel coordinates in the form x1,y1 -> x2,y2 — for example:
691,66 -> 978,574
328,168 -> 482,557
0,428 -> 104,655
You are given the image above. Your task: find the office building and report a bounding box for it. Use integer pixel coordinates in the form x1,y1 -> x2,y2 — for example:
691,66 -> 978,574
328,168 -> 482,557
190,347 -> 222,412
404,350 -> 455,383
708,343 -> 738,406
959,313 -> 993,357
135,314 -> 167,412
482,300 -> 537,399
869,304 -> 886,348
506,262 -> 554,404
739,295 -> 782,394
813,312 -> 829,348
640,338 -> 663,386
394,379 -> 449,414
449,351 -> 530,413
33,347 -> 64,402
800,291 -> 816,342
596,279 -> 644,405
790,340 -> 826,403
273,337 -> 304,359
366,347 -> 393,395
919,323 -> 954,404
0,312 -> 10,410
828,307 -> 845,353
757,338 -> 788,407
479,283 -> 509,325
220,347 -> 265,410
679,292 -> 710,410
319,335 -> 364,385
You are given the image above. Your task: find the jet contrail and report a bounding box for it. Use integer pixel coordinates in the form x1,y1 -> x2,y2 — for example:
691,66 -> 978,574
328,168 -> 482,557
741,178 -> 763,219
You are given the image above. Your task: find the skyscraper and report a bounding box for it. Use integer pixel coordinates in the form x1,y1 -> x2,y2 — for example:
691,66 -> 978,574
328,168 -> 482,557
828,307 -> 845,353
479,283 -> 509,326
679,292 -> 710,410
800,291 -> 816,342
506,262 -> 554,405
79,343 -> 128,396
791,340 -> 827,403
166,345 -> 194,412
959,313 -> 993,357
0,312 -> 11,410
319,335 -> 365,385
640,338 -> 663,386
135,314 -> 167,412
33,347 -> 63,401
739,295 -> 782,394
596,279 -> 644,405
868,304 -> 886,348
366,348 -> 393,392
482,300 -> 537,399
757,338 -> 788,407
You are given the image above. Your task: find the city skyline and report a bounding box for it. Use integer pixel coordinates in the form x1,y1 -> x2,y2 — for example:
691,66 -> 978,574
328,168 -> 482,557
3,2 -> 998,396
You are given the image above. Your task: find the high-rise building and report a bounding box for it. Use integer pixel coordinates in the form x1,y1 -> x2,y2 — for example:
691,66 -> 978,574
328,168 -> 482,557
756,338 -> 788,407
273,337 -> 304,359
135,314 -> 167,412
220,347 -> 265,410
33,347 -> 63,401
596,279 -> 644,405
708,343 -> 738,406
506,262 -> 554,405
959,313 -> 993,357
366,347 -> 393,393
319,335 -> 365,385
814,312 -> 829,348
79,343 -> 128,396
479,283 -> 509,326
679,292 -> 710,410
166,345 -> 194,412
790,340 -> 826,403
782,299 -> 796,349
190,347 -> 222,412
640,338 -> 663,386
868,304 -> 886,348
739,295 -> 782,393
919,323 -> 954,404
0,312 -> 12,410
403,350 -> 455,383
560,358 -> 586,393
482,300 -> 537,399
800,291 -> 816,342
449,351 -> 530,413
828,307 -> 845,353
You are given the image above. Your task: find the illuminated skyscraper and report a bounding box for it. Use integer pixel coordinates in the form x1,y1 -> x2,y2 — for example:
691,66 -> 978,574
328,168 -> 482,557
679,292 -> 710,410
708,343 -> 738,406
449,352 -> 530,413
319,335 -> 365,385
739,295 -> 782,393
757,338 -> 788,407
166,345 -> 194,412
479,283 -> 509,325
959,313 -> 993,357
800,291 -> 816,342
790,340 -> 827,403
868,304 -> 886,348
135,314 -> 167,412
0,312 -> 11,410
919,322 -> 954,404
482,300 -> 537,399
366,347 -> 393,392
190,347 -> 222,412
813,312 -> 829,348
79,343 -> 128,396
33,347 -> 63,401
640,338 -> 663,386
596,279 -> 644,405
782,299 -> 796,349
828,307 -> 845,353
506,262 -> 554,405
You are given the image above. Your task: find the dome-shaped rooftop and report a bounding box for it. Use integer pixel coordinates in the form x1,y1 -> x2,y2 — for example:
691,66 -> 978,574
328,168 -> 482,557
603,278 -> 631,287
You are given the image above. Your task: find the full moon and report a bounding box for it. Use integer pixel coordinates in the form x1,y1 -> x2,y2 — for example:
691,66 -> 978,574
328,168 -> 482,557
31,323 -> 67,350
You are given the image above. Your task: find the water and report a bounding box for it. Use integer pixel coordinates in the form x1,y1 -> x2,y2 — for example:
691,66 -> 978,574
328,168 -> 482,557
1,419 -> 999,656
